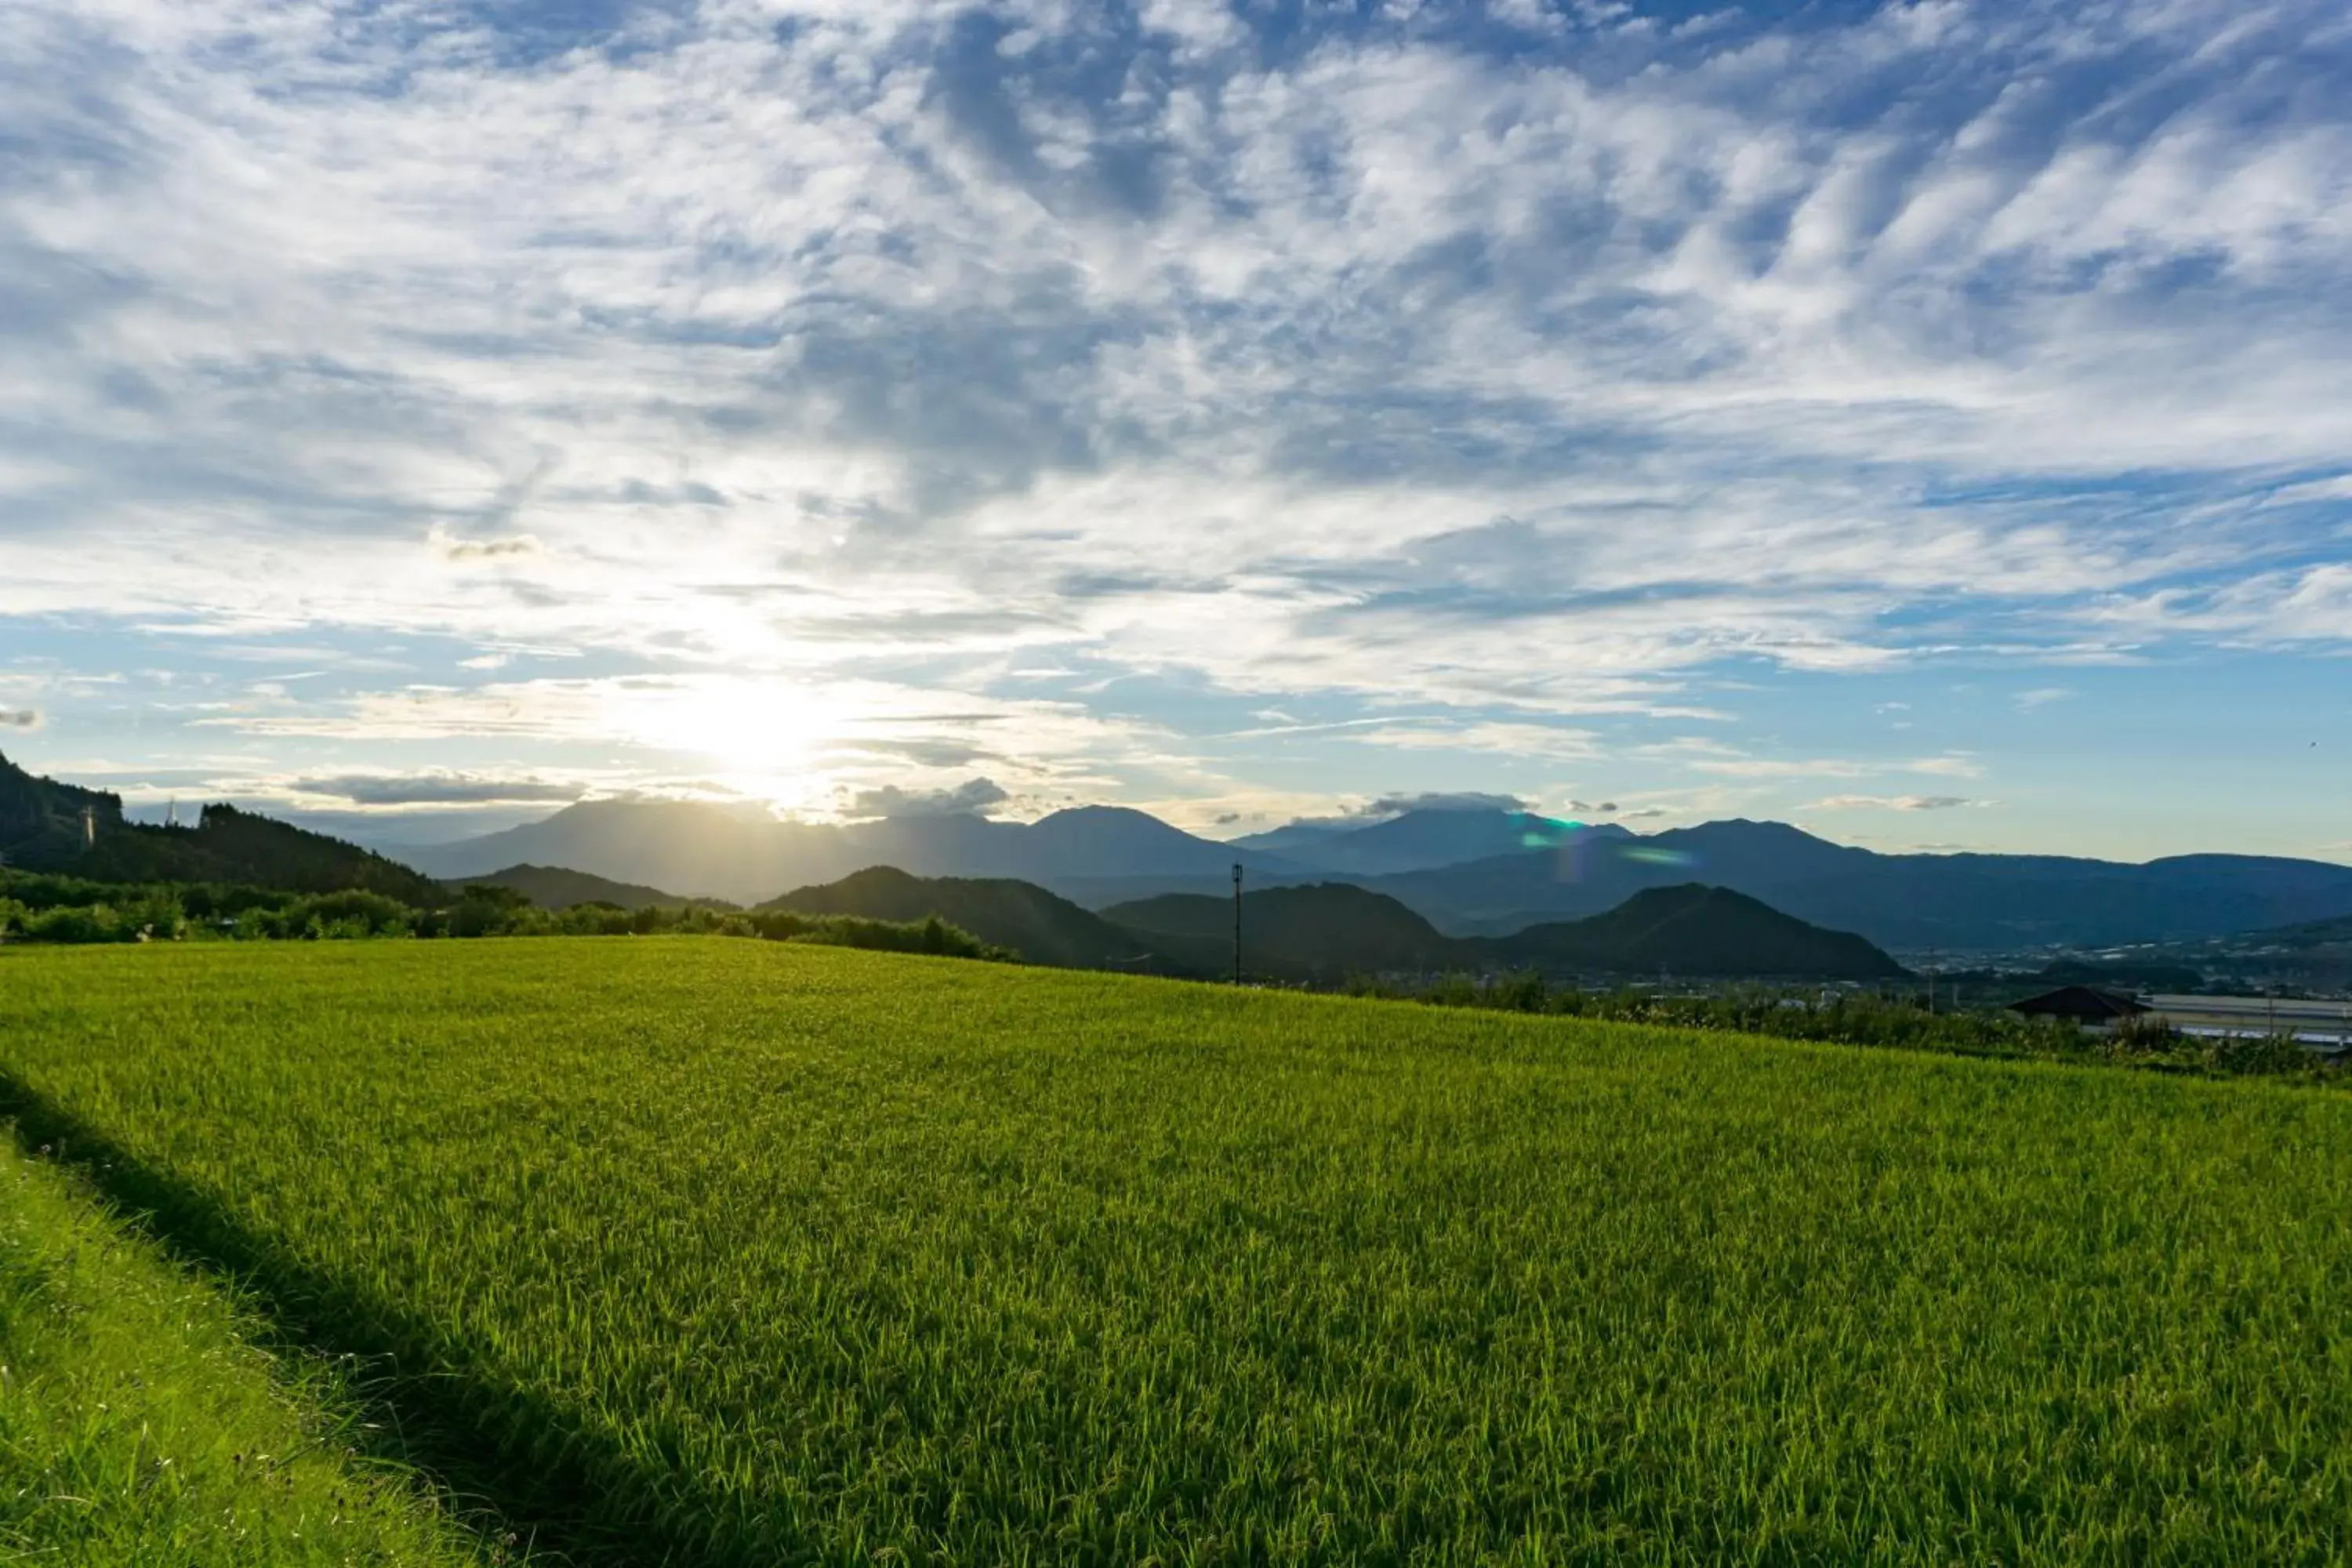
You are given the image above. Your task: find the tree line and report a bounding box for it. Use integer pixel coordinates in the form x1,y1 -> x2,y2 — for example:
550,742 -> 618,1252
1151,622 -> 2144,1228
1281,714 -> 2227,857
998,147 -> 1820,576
0,871 -> 1008,960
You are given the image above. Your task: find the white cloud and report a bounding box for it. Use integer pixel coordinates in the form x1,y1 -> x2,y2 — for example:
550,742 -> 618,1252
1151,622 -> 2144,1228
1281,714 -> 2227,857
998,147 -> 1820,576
1807,793 -> 1974,811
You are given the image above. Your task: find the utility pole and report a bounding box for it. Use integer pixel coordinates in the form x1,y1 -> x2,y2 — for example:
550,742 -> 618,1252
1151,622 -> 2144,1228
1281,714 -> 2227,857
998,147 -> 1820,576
1231,863 -> 1243,986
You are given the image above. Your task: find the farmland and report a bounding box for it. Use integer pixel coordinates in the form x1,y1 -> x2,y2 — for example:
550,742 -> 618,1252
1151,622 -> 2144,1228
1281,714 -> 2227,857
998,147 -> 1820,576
3,939 -> 2351,1564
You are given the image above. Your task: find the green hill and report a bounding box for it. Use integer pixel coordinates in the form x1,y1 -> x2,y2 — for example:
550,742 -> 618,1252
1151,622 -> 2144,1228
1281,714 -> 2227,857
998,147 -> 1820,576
455,862 -> 723,911
1,752 -> 442,903
762,866 -> 1170,971
1475,884 -> 1908,980
1105,882 -> 1460,979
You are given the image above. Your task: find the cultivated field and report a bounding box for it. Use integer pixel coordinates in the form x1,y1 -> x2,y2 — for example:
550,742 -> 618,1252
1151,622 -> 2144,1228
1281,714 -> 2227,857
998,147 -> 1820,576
3,939 -> 2350,1565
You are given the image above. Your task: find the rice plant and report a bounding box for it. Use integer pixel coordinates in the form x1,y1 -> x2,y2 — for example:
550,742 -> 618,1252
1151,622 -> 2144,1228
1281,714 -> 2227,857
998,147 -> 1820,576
3,938 -> 2350,1565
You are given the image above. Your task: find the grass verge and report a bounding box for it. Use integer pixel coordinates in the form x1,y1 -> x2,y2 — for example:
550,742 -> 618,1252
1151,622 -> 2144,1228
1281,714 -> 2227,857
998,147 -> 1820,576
0,1135 -> 510,1566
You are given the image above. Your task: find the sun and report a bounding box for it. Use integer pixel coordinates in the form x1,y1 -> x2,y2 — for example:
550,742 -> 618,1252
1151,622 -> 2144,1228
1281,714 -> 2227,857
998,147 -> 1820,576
612,677 -> 848,802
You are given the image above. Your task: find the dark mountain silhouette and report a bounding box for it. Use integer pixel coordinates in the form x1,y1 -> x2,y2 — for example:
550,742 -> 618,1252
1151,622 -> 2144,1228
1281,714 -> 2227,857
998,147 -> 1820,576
398,793 -> 2352,951
761,866 -> 1176,972
404,798 -> 1313,905
453,864 -> 721,911
1105,883 -> 1460,979
1370,818 -> 2352,949
1104,880 -> 1900,982
1469,884 -> 1908,980
1240,808 -> 1632,876
1,751 -> 441,902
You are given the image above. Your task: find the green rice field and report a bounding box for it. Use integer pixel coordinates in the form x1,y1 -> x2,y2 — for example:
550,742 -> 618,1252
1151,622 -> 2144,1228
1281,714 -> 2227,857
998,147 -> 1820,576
3,938 -> 2350,1564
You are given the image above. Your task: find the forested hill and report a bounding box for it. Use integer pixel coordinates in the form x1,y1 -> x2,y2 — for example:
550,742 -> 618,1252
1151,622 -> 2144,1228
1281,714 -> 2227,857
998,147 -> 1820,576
763,866 -> 1171,973
0,752 -> 442,902
1109,880 -> 1907,982
1105,883 -> 1460,978
452,864 -> 724,912
1470,884 -> 1910,980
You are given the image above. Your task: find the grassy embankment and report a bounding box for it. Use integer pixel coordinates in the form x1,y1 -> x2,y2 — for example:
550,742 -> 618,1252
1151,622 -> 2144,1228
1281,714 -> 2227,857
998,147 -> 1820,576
3,938 -> 2350,1565
0,1138 -> 505,1565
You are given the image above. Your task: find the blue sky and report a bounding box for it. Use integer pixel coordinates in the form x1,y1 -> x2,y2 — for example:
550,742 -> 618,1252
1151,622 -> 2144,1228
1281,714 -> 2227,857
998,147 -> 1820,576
2,0 -> 2348,860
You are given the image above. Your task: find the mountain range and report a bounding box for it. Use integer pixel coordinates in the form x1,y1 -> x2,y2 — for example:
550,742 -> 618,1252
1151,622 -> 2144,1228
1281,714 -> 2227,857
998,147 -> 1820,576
13,744 -> 2352,956
1229,811 -> 1633,876
784,874 -> 1910,982
399,797 -> 2352,953
401,798 -> 1323,906
1362,820 -> 2352,949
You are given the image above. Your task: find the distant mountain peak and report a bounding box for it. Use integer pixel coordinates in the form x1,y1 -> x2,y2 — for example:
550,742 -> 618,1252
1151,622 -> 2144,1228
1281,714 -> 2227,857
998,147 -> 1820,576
1033,804 -> 1196,833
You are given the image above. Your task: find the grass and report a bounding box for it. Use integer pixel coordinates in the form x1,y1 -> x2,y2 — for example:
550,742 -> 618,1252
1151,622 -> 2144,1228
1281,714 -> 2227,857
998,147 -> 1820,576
0,1134 -> 503,1566
2,937 -> 2350,1564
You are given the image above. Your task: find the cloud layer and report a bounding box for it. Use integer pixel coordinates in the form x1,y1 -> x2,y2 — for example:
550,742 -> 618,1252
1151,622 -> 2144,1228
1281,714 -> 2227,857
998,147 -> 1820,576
2,0 -> 2348,851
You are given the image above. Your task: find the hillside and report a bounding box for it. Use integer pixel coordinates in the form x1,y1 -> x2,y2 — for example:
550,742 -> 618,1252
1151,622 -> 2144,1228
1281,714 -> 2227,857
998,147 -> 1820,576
1473,884 -> 1909,980
2161,909 -> 2352,992
2231,910 -> 2352,949
762,866 -> 1171,971
1105,882 -> 1459,979
2,752 -> 442,902
453,862 -> 717,911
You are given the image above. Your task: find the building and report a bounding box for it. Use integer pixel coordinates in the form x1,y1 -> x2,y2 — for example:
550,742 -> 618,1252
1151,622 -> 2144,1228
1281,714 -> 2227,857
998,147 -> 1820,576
2008,985 -> 2149,1023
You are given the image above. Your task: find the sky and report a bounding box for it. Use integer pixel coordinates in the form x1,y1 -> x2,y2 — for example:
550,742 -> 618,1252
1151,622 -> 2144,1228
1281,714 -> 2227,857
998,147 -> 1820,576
2,0 -> 2349,860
